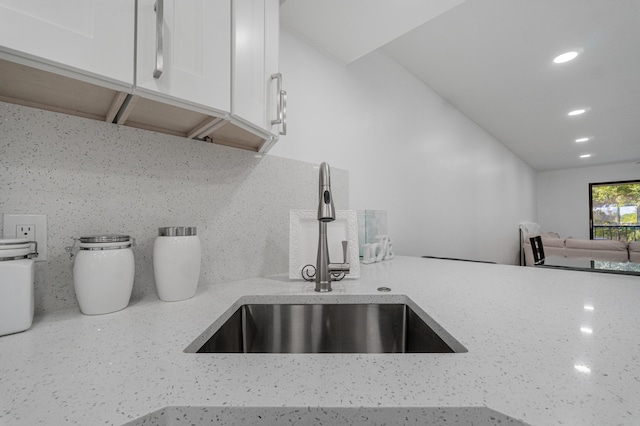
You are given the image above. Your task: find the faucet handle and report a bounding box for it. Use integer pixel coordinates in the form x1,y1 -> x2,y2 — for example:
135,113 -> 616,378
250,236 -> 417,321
328,240 -> 351,277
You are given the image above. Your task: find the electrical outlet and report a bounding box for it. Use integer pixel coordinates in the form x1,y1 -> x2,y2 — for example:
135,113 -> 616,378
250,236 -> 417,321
17,225 -> 36,241
2,214 -> 48,261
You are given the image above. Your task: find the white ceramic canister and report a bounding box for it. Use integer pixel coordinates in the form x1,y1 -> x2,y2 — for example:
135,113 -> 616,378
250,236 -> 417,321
153,227 -> 201,302
70,235 -> 135,315
0,239 -> 35,336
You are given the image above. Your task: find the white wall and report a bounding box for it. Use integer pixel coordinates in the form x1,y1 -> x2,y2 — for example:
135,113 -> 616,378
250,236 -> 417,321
270,29 -> 537,264
537,162 -> 640,239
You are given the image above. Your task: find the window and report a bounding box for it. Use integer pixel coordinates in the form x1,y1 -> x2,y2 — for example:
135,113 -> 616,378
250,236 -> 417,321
589,180 -> 640,241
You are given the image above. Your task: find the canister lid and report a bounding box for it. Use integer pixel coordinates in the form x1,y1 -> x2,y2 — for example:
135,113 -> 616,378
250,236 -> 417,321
158,227 -> 197,236
0,238 -> 33,259
0,238 -> 30,247
79,235 -> 130,243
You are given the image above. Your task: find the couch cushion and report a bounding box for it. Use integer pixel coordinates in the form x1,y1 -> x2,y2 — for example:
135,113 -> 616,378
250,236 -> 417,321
630,242 -> 640,263
541,231 -> 560,239
565,238 -> 628,251
541,236 -> 564,248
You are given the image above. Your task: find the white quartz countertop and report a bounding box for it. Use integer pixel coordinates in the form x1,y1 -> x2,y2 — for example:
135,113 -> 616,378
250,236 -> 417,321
1,256 -> 639,425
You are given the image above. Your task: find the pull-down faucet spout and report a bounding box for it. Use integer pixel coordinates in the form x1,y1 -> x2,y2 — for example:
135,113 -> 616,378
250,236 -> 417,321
315,162 -> 350,292
317,162 -> 335,222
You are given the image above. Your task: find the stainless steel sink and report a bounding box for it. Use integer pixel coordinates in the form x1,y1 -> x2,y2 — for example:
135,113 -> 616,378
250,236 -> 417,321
194,303 -> 466,354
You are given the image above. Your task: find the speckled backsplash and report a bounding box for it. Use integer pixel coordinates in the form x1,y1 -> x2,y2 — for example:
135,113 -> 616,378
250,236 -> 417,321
0,102 -> 348,314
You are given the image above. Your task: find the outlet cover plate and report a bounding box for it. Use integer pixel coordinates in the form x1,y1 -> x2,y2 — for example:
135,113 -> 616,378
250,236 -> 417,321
2,214 -> 48,261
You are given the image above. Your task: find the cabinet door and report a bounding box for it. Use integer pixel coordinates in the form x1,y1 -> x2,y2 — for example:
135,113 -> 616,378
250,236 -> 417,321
232,0 -> 283,138
264,0 -> 283,137
232,0 -> 265,128
0,0 -> 133,88
136,0 -> 230,114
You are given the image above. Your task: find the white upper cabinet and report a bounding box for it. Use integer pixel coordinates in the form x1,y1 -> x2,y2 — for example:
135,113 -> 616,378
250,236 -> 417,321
232,0 -> 285,139
136,0 -> 230,115
0,0 -> 281,152
0,0 -> 133,89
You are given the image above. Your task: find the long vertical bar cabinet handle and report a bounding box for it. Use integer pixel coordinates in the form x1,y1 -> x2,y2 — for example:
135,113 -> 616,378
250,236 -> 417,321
153,0 -> 164,78
271,73 -> 283,125
280,89 -> 287,135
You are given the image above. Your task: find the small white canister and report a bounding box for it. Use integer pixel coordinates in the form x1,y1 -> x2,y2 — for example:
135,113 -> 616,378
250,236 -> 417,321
69,235 -> 135,315
153,227 -> 201,302
0,239 -> 35,336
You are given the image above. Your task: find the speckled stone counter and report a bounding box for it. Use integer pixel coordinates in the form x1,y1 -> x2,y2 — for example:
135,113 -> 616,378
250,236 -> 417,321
1,256 -> 639,425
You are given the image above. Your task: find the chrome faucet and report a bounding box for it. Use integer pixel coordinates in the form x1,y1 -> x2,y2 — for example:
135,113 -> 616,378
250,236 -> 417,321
315,162 -> 350,292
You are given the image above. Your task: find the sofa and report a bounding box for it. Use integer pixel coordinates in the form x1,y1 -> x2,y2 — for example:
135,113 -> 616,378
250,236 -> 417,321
630,242 -> 640,263
522,232 -> 639,266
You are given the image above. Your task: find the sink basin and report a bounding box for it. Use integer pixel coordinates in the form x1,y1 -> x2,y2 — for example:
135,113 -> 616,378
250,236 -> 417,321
193,303 -> 466,354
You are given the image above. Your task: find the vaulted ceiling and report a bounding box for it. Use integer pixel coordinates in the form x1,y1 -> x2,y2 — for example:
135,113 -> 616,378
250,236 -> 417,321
281,0 -> 640,171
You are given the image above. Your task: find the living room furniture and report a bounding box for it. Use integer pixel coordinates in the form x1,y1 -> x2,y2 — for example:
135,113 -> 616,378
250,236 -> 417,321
630,242 -> 640,263
536,255 -> 640,276
519,223 -> 639,266
529,236 -> 545,264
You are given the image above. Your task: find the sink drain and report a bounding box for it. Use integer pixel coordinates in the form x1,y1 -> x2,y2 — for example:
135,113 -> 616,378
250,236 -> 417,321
377,287 -> 391,292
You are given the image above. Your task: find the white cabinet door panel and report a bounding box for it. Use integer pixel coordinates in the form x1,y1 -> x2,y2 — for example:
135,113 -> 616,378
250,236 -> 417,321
232,0 -> 265,129
0,0 -> 133,86
136,0 -> 230,114
264,0 -> 280,136
232,0 -> 283,138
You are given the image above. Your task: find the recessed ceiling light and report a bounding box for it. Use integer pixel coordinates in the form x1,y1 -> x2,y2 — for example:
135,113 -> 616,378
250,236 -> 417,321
575,137 -> 590,143
553,51 -> 580,64
580,154 -> 592,158
574,364 -> 591,374
568,109 -> 587,116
